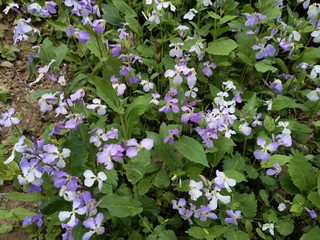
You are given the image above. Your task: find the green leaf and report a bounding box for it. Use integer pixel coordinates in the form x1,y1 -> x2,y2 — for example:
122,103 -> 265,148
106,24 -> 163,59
259,189 -> 270,206
0,224 -> 13,233
137,177 -> 153,195
224,170 -> 247,183
212,137 -> 236,166
207,11 -> 221,19
173,136 -> 208,167
124,94 -> 152,139
255,61 -> 278,73
263,115 -> 275,132
276,218 -> 294,236
279,174 -> 299,195
112,0 -> 137,17
101,3 -> 122,26
54,44 -> 68,68
308,192 -> 320,209
301,227 -> 320,240
100,194 -> 143,218
47,20 -> 68,32
238,193 -> 257,218
318,174 -> 320,195
64,131 -> 89,177
219,15 -> 237,25
124,149 -> 150,184
223,152 -> 246,173
272,96 -> 308,111
224,230 -> 250,240
153,170 -> 170,188
87,74 -> 123,114
84,27 -> 109,61
261,154 -> 291,168
206,38 -> 237,56
39,38 -> 55,64
288,152 -> 316,192
187,226 -> 228,239
4,192 -> 42,202
125,16 -> 142,36
300,48 -> 320,64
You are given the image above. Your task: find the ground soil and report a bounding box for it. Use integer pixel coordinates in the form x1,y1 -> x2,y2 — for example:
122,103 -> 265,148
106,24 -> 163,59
0,19 -> 60,240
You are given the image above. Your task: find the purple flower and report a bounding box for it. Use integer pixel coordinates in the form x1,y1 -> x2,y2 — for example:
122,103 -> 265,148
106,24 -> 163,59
225,210 -> 241,225
266,162 -> 282,176
109,43 -> 121,57
305,207 -> 317,219
202,61 -> 217,77
269,79 -> 282,93
110,75 -> 126,96
117,23 -> 129,39
164,64 -> 190,85
239,122 -> 252,136
159,98 -> 179,113
97,144 -> 124,170
23,208 -> 43,227
83,213 -> 105,240
126,138 -> 154,158
87,98 -> 107,115
252,113 -> 262,127
214,170 -> 236,192
194,205 -> 217,222
244,12 -> 266,26
13,18 -> 33,44
164,129 -> 180,144
172,198 -> 186,210
0,108 -> 20,127
91,19 -> 106,34
128,75 -> 139,84
119,65 -> 131,76
254,138 -> 279,161
169,43 -> 183,58
59,197 -> 86,227
233,90 -> 243,103
252,44 -> 276,59
20,157 -> 43,183
53,171 -> 78,191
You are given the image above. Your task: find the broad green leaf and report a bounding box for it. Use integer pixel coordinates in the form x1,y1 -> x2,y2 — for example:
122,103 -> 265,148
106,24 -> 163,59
4,192 -> 42,202
276,218 -> 294,236
255,61 -> 278,73
223,152 -> 246,173
238,193 -> 257,218
125,16 -> 142,36
224,230 -> 250,240
87,74 -> 123,114
272,96 -> 308,111
84,27 -> 109,61
318,175 -> 320,195
137,176 -> 153,195
285,120 -> 312,133
279,174 -> 299,195
290,194 -> 305,216
301,227 -> 320,240
112,0 -> 137,17
173,136 -> 208,167
187,226 -> 227,239
307,192 -> 320,208
219,15 -> 237,25
224,170 -> 247,183
100,194 -> 143,218
54,44 -> 68,68
261,154 -> 292,168
124,149 -> 150,184
140,196 -> 160,217
211,137 -> 236,167
124,94 -> 152,139
0,224 -> 13,233
300,48 -> 320,64
259,189 -> 270,206
263,115 -> 275,132
288,152 -> 316,192
153,170 -> 170,188
39,38 -> 55,64
206,38 -> 237,56
47,20 -> 68,32
207,11 -> 221,19
64,131 -> 89,177
101,3 -> 122,26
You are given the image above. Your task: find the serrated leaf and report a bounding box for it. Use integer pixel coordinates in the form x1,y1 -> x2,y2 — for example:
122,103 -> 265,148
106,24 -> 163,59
124,149 -> 150,184
238,193 -> 257,218
224,230 -> 250,240
224,170 -> 247,183
100,194 -> 143,218
87,74 -> 123,114
276,218 -> 294,236
206,38 -> 237,56
112,0 -> 137,17
272,96 -> 308,111
288,152 -> 316,192
308,192 -> 320,208
261,154 -> 291,168
4,192 -> 42,202
263,115 -> 275,132
173,136 -> 208,167
64,131 -> 89,177
124,95 -> 152,139
301,227 -> 320,240
255,61 -> 278,73
0,224 -> 13,233
212,137 -> 236,166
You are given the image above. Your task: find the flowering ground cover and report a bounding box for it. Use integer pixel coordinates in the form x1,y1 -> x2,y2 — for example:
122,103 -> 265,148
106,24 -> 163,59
1,0 -> 320,239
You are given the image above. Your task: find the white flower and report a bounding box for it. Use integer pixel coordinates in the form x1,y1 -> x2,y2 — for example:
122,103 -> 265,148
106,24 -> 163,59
189,180 -> 203,201
149,10 -> 162,24
307,89 -> 320,101
278,203 -> 286,212
208,187 -> 231,210
3,3 -> 19,14
310,65 -> 320,79
140,80 -> 154,92
203,0 -> 213,7
4,136 -> 26,164
183,8 -> 198,20
239,122 -> 252,136
84,170 -> 107,190
214,170 -> 236,192
30,59 -> 56,86
307,3 -> 320,19
87,98 -> 107,115
262,223 -> 275,236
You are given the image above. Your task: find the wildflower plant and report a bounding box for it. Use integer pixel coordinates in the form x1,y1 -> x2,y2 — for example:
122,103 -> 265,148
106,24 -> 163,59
1,0 -> 320,239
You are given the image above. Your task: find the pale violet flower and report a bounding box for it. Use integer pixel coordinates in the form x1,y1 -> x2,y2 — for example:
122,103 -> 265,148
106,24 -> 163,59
169,43 -> 183,58
189,180 -> 203,201
58,198 -> 86,227
83,213 -> 105,240
311,29 -> 320,43
208,187 -> 231,210
87,99 -> 107,115
214,170 -> 236,192
278,203 -> 286,212
149,10 -> 162,24
307,3 -> 320,19
38,93 -> 57,113
202,0 -> 213,7
0,108 -> 20,128
183,8 -> 198,20
83,170 -> 107,190
306,88 -> 320,101
4,136 -> 26,164
185,86 -> 198,98
140,80 -> 154,92
262,223 -> 275,236
3,3 -> 19,14
310,65 -> 320,79
239,122 -> 252,136
30,59 -> 56,86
